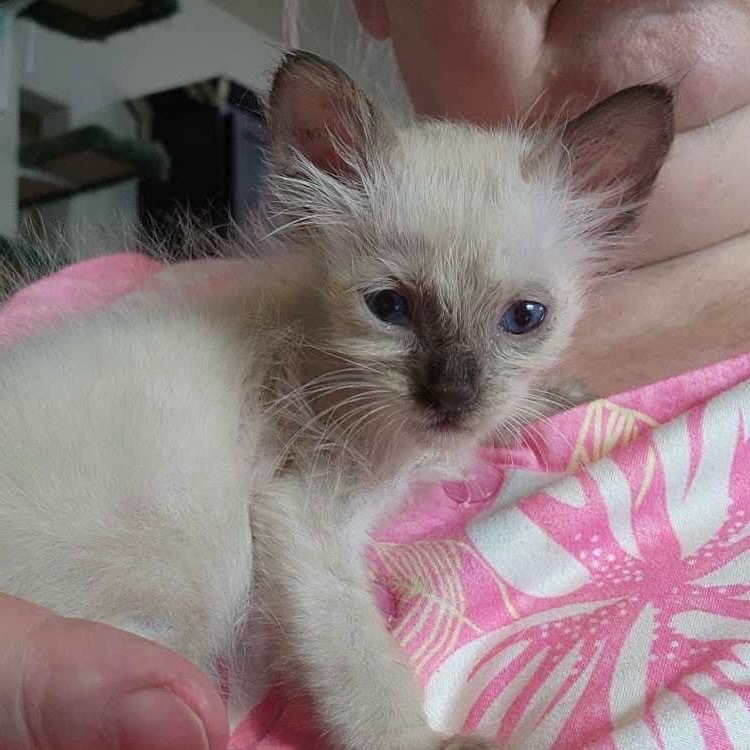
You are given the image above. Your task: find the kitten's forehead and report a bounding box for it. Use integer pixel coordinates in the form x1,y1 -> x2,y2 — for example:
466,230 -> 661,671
369,121 -> 582,292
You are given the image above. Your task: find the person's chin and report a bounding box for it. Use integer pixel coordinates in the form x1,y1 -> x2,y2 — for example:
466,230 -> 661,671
544,0 -> 750,130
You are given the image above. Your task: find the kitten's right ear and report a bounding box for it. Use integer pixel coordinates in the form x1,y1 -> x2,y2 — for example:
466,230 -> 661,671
268,50 -> 389,180
560,84 -> 676,235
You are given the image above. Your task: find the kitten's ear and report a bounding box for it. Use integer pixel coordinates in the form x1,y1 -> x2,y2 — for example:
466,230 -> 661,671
561,85 -> 675,234
268,50 -> 388,179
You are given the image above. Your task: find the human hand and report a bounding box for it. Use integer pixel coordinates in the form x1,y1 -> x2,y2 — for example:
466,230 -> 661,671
0,593 -> 228,750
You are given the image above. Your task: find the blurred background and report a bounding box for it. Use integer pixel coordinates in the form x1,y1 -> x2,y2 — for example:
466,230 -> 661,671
0,0 -> 407,274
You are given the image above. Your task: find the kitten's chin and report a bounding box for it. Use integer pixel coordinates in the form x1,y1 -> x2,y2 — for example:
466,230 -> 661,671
424,409 -> 493,443
416,421 -> 487,462
369,411 -> 489,475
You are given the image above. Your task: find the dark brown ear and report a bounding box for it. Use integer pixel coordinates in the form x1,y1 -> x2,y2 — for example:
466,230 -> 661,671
562,85 -> 675,233
268,50 -> 383,179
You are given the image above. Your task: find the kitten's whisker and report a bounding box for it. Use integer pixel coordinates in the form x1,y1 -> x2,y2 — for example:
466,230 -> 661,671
261,367 -> 387,416
263,380 -> 387,419
334,402 -> 396,476
280,391 -> 389,464
260,212 -> 348,241
515,399 -> 576,456
309,399 -> 392,482
298,343 -> 390,377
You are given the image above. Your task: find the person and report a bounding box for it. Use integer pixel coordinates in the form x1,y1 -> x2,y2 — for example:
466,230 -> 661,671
0,593 -> 228,750
2,1 -> 749,748
354,0 -> 750,396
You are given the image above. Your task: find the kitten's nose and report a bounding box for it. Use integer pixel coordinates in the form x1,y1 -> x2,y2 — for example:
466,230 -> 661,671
422,350 -> 479,414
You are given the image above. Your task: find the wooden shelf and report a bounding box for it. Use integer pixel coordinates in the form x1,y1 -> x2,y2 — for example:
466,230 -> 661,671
19,125 -> 169,207
21,0 -> 179,41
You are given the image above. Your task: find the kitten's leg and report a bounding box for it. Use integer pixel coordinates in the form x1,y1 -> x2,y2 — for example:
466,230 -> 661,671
253,478 -> 496,750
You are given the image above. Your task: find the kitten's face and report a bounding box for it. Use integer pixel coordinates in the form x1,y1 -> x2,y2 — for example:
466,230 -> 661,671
312,123 -> 586,452
268,51 -> 674,463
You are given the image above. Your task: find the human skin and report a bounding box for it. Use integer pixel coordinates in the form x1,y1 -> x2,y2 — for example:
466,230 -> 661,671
0,593 -> 228,750
354,0 -> 750,394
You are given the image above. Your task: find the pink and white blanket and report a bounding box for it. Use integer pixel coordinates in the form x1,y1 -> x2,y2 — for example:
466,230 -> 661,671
3,254 -> 750,750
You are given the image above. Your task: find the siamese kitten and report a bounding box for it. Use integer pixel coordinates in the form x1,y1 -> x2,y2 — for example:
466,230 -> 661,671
0,52 -> 674,750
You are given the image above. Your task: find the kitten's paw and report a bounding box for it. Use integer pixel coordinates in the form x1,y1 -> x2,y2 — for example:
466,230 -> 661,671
439,735 -> 497,750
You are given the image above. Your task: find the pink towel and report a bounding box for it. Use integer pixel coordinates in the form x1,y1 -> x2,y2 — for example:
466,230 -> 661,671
4,254 -> 750,750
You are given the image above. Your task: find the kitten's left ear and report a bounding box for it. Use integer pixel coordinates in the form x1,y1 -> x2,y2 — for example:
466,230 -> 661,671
268,50 -> 389,180
560,84 -> 676,235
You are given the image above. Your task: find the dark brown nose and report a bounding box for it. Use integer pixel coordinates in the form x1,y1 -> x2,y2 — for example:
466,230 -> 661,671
419,350 -> 479,416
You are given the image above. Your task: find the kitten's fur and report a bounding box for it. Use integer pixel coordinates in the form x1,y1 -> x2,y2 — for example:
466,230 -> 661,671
0,52 -> 674,750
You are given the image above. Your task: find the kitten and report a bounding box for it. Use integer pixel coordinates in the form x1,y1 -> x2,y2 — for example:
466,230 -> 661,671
0,51 -> 674,750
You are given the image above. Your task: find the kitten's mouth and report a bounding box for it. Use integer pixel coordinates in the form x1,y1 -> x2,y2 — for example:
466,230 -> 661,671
423,409 -> 472,436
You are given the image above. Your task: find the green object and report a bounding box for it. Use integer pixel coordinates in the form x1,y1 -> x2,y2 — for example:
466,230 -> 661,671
19,124 -> 170,207
21,0 -> 179,41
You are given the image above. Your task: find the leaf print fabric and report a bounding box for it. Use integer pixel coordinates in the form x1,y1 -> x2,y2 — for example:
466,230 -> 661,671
239,355 -> 750,749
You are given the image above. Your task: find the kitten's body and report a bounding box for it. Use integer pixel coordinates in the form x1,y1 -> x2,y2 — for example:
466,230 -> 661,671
0,53 -> 674,750
0,249 -> 455,741
0,287 -> 263,672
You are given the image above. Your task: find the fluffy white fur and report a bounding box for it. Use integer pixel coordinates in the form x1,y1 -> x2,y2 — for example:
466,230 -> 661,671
0,52 -> 674,750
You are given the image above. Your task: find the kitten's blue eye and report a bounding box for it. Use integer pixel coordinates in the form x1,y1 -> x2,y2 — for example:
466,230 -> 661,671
500,301 -> 547,335
365,289 -> 411,327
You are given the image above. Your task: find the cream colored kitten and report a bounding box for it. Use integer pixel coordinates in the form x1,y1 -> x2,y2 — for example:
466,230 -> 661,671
0,52 -> 674,750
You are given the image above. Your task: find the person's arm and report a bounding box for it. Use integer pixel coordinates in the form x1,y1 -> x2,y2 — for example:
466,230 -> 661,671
561,230 -> 750,395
